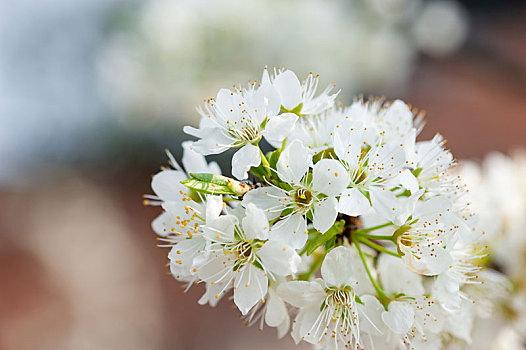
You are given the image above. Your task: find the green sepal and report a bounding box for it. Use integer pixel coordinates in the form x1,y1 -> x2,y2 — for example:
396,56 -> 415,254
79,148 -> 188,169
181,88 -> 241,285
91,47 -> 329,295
312,148 -> 336,163
392,224 -> 412,255
413,167 -> 423,178
301,220 -> 345,256
324,235 -> 337,251
354,294 -> 364,305
249,164 -> 269,182
280,102 -> 303,116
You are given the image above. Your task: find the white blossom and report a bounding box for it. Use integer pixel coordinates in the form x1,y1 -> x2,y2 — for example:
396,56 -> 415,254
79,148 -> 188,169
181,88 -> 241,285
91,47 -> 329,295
146,68 -> 487,350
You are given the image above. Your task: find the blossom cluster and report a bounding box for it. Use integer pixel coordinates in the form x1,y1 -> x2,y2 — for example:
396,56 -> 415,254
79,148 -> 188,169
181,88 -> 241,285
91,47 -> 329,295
454,152 -> 526,349
146,68 -> 485,349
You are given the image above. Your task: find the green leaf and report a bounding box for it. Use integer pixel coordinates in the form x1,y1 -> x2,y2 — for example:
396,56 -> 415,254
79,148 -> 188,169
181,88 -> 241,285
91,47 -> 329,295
191,173 -> 229,185
182,173 -> 252,196
249,164 -> 268,181
301,220 -> 345,256
268,148 -> 282,170
181,178 -> 233,195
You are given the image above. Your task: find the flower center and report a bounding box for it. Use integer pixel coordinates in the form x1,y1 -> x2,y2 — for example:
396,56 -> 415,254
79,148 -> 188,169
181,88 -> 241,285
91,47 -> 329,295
227,119 -> 260,144
325,287 -> 355,310
322,287 -> 359,338
294,188 -> 313,207
399,235 -> 414,248
235,241 -> 254,262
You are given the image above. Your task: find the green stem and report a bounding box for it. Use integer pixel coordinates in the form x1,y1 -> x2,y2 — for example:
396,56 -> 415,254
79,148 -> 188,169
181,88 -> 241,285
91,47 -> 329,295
259,148 -> 273,179
352,222 -> 393,236
358,237 -> 401,258
298,250 -> 326,281
355,233 -> 394,241
352,236 -> 389,304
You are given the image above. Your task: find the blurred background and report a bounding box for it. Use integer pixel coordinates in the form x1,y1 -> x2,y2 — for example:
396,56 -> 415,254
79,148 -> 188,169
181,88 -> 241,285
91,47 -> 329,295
0,0 -> 525,349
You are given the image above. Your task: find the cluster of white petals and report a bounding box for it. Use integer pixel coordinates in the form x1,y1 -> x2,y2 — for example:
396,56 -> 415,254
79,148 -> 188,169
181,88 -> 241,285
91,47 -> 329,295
146,69 -> 486,349
454,152 -> 526,349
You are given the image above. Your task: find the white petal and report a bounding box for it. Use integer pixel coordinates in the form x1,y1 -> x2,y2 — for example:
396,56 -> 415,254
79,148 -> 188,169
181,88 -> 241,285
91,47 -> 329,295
168,236 -> 206,277
414,196 -> 453,218
444,300 -> 473,343
185,126 -> 233,155
296,305 -> 326,344
400,169 -> 419,194
369,187 -> 411,226
433,272 -> 461,312
385,100 -> 413,130
242,203 -> 269,240
181,141 -> 217,175
198,281 -> 230,307
242,187 -> 284,220
276,312 -> 290,339
205,195 -> 223,223
259,240 -> 301,276
276,281 -> 325,308
338,188 -> 372,216
381,301 -> 415,335
249,69 -> 281,122
418,247 -> 453,276
321,246 -> 355,287
273,70 -> 302,110
265,288 -> 288,328
357,295 -> 385,336
182,125 -> 203,138
333,118 -> 363,166
276,140 -> 312,185
263,113 -> 298,148
368,142 -> 405,179
231,144 -> 261,180
151,170 -> 187,201
215,88 -> 243,117
151,212 -> 174,237
378,254 -> 425,296
202,215 -> 237,242
269,213 -> 308,249
198,253 -> 234,284
234,264 -> 268,315
311,159 -> 349,196
312,197 -> 338,233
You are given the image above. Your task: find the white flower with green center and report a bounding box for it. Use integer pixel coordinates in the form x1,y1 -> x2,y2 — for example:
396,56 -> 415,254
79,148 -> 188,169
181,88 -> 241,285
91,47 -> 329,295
184,68 -> 298,180
277,247 -> 363,349
197,204 -> 301,315
242,140 -> 348,249
272,69 -> 338,116
332,117 -> 407,219
391,196 -> 461,276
